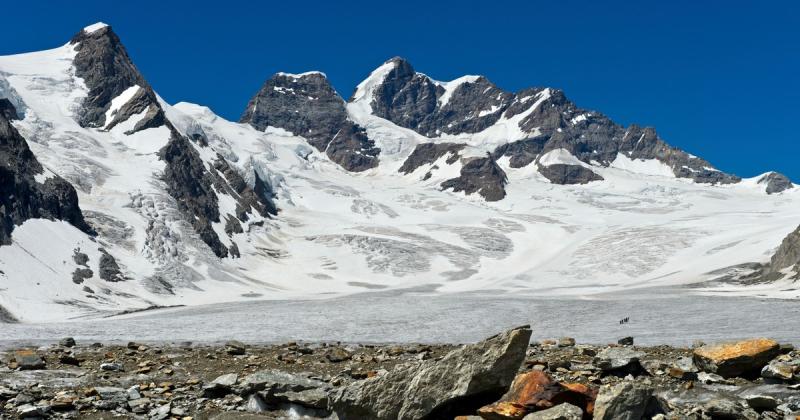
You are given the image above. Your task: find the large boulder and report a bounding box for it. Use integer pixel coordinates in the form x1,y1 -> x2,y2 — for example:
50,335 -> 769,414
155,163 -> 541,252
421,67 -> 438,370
477,371 -> 595,420
592,347 -> 645,372
757,172 -> 793,194
330,326 -> 532,420
12,349 -> 46,370
693,338 -> 781,378
592,382 -> 652,420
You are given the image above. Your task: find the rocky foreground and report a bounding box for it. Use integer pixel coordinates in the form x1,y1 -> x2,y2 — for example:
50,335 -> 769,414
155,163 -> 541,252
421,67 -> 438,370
1,327 -> 799,419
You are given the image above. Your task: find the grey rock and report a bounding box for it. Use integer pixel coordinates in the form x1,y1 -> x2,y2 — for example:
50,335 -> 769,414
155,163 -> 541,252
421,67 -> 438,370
93,386 -> 126,409
100,362 -> 124,371
441,155 -> 507,201
59,337 -> 76,347
761,360 -> 795,381
617,337 -> 634,346
538,163 -> 603,185
703,397 -> 750,419
241,72 -> 379,172
273,387 -> 329,409
203,373 -> 238,397
126,386 -> 141,400
325,347 -> 352,363
593,347 -> 645,371
128,397 -> 151,412
558,337 -> 576,347
245,393 -> 269,412
758,172 -> 793,194
149,402 -> 171,420
743,393 -> 779,411
241,369 -> 328,395
674,356 -> 698,373
593,382 -> 653,420
17,404 -> 49,418
330,325 -> 531,420
523,403 -> 583,420
13,350 -> 46,370
225,340 -> 246,355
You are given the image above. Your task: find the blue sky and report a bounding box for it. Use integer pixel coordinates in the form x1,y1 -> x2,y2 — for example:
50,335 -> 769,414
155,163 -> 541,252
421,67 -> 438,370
2,1 -> 798,179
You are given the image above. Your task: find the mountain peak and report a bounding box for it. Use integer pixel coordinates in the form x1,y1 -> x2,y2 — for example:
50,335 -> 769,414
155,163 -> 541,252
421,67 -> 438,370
240,69 -> 379,171
83,22 -> 109,34
67,22 -> 165,132
274,71 -> 327,80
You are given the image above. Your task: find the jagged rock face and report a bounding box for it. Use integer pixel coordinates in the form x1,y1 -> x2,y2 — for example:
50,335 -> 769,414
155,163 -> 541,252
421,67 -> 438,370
758,172 -> 793,194
764,225 -> 800,280
240,72 -> 379,172
159,129 -> 278,259
441,156 -> 507,201
398,142 -> 465,175
69,25 -> 164,132
209,154 -> 278,222
330,326 -> 532,420
362,58 -> 740,186
492,137 -> 548,168
367,58 -> 514,137
0,110 -> 92,244
436,77 -> 514,136
538,164 -> 603,185
0,98 -> 18,120
367,58 -> 438,131
159,130 -> 228,258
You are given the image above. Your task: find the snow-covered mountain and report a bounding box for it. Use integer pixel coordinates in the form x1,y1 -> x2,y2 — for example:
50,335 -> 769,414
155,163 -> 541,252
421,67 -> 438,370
0,23 -> 798,322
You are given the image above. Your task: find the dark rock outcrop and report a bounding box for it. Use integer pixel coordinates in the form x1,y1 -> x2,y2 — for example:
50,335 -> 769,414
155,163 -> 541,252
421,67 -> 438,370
240,72 -> 379,172
538,164 -> 603,185
365,58 -> 513,137
360,57 -> 740,186
0,109 -> 92,244
398,142 -> 465,175
0,98 -> 18,121
98,248 -> 124,282
492,137 -> 548,168
159,130 -> 278,259
159,131 -> 228,258
330,325 -> 532,420
441,155 -> 507,201
69,25 -> 164,133
758,172 -> 793,194
762,225 -> 800,281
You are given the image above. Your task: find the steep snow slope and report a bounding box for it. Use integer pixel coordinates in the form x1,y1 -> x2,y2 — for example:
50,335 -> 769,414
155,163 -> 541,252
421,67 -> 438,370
0,26 -> 798,323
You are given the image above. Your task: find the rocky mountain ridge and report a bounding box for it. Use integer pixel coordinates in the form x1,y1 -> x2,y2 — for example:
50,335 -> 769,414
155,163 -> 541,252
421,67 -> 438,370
0,23 -> 798,323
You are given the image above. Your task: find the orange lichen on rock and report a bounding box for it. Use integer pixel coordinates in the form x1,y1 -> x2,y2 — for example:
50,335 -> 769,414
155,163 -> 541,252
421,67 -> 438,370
477,371 -> 595,420
693,338 -> 780,378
